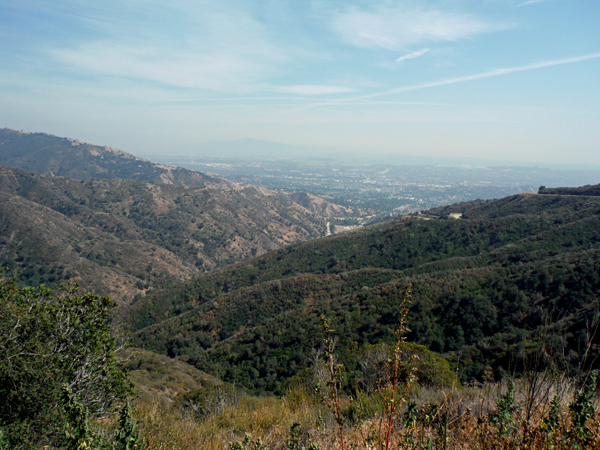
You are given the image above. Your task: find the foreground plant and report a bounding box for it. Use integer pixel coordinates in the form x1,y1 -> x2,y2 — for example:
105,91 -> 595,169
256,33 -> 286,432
489,382 -> 518,435
288,422 -> 321,450
230,433 -> 270,450
318,314 -> 347,450
115,401 -> 143,450
381,284 -> 417,450
569,372 -> 597,442
0,272 -> 131,447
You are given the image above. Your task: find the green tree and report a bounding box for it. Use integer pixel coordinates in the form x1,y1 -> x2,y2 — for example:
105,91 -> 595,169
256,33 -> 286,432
0,273 -> 131,447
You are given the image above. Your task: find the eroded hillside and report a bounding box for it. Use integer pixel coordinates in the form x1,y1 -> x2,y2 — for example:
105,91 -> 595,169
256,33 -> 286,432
0,164 -> 338,302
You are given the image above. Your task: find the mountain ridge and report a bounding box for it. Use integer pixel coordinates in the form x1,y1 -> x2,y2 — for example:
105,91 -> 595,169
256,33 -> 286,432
0,128 -> 217,186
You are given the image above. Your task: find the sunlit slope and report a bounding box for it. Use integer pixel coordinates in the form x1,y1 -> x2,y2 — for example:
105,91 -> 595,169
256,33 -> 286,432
0,164 -> 332,302
121,348 -> 223,403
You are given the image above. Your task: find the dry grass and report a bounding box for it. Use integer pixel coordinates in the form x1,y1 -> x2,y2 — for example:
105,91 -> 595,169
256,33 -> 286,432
127,287 -> 600,449
131,375 -> 600,450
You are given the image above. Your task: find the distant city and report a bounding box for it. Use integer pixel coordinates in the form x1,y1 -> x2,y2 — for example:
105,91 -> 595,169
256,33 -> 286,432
157,155 -> 600,225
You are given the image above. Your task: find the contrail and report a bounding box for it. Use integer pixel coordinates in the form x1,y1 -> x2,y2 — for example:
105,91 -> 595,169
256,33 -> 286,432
292,52 -> 600,112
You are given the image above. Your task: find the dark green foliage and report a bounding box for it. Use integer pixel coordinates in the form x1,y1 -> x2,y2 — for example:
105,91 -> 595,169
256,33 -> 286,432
0,274 -> 131,447
569,373 -> 597,437
115,402 -> 143,450
0,427 -> 9,450
489,382 -> 518,435
127,192 -> 600,328
123,192 -> 600,393
539,184 -> 600,196
543,395 -> 561,431
62,385 -> 93,450
132,249 -> 600,392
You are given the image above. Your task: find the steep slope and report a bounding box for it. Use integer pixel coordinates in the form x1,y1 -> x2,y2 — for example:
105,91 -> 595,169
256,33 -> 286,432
286,191 -> 353,217
0,128 -> 355,220
0,188 -> 194,300
126,192 -> 600,392
0,164 -> 332,302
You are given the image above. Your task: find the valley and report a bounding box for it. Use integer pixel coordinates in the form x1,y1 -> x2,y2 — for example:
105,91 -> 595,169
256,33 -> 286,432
159,154 -> 600,222
2,129 -> 600,449
3,1 -> 599,446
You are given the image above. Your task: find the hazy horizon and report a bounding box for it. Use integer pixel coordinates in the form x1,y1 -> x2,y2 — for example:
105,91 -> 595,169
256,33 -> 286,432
147,136 -> 600,170
1,0 -> 599,165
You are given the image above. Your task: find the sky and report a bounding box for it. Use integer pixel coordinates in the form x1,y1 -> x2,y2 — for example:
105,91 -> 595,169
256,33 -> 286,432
0,0 -> 599,165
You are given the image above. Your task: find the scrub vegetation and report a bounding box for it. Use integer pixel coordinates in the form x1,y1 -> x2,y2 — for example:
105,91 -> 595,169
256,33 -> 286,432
3,178 -> 600,447
127,191 -> 600,393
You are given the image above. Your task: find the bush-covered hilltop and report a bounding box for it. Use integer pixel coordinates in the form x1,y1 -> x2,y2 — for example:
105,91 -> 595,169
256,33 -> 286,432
124,191 -> 600,393
539,183 -> 600,196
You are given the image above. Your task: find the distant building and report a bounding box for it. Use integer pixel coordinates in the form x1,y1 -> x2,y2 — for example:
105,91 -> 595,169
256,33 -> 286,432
449,213 -> 462,219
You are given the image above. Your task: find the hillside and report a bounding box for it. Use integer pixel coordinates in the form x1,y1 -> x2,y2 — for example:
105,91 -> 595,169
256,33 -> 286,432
0,128 -> 216,187
0,128 -> 353,221
121,348 -> 223,403
0,164 -> 341,302
125,192 -> 600,393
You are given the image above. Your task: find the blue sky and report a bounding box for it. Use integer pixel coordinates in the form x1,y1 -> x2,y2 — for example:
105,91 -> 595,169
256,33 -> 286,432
0,0 -> 599,165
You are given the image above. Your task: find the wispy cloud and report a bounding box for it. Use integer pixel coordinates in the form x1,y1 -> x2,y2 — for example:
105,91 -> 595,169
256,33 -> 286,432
332,7 -> 506,51
294,52 -> 600,111
46,0 -> 288,93
516,0 -> 558,7
54,42 -> 278,93
273,85 -> 355,95
396,48 -> 430,63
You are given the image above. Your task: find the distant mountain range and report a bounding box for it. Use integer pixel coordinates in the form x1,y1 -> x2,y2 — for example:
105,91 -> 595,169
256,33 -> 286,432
162,136 -> 600,170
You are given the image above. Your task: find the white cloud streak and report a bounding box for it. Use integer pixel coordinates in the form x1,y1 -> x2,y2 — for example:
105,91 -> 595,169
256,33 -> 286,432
294,52 -> 600,111
332,7 -> 505,51
517,0 -> 558,7
395,48 -> 430,63
273,85 -> 355,95
48,0 -> 288,93
54,42 -> 277,93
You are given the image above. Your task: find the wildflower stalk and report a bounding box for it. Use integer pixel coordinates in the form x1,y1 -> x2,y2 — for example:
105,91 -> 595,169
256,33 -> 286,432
319,314 -> 347,450
383,284 -> 415,450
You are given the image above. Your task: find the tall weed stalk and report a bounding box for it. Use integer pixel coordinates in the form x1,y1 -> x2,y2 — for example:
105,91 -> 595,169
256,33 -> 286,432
381,284 -> 416,450
318,314 -> 347,450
